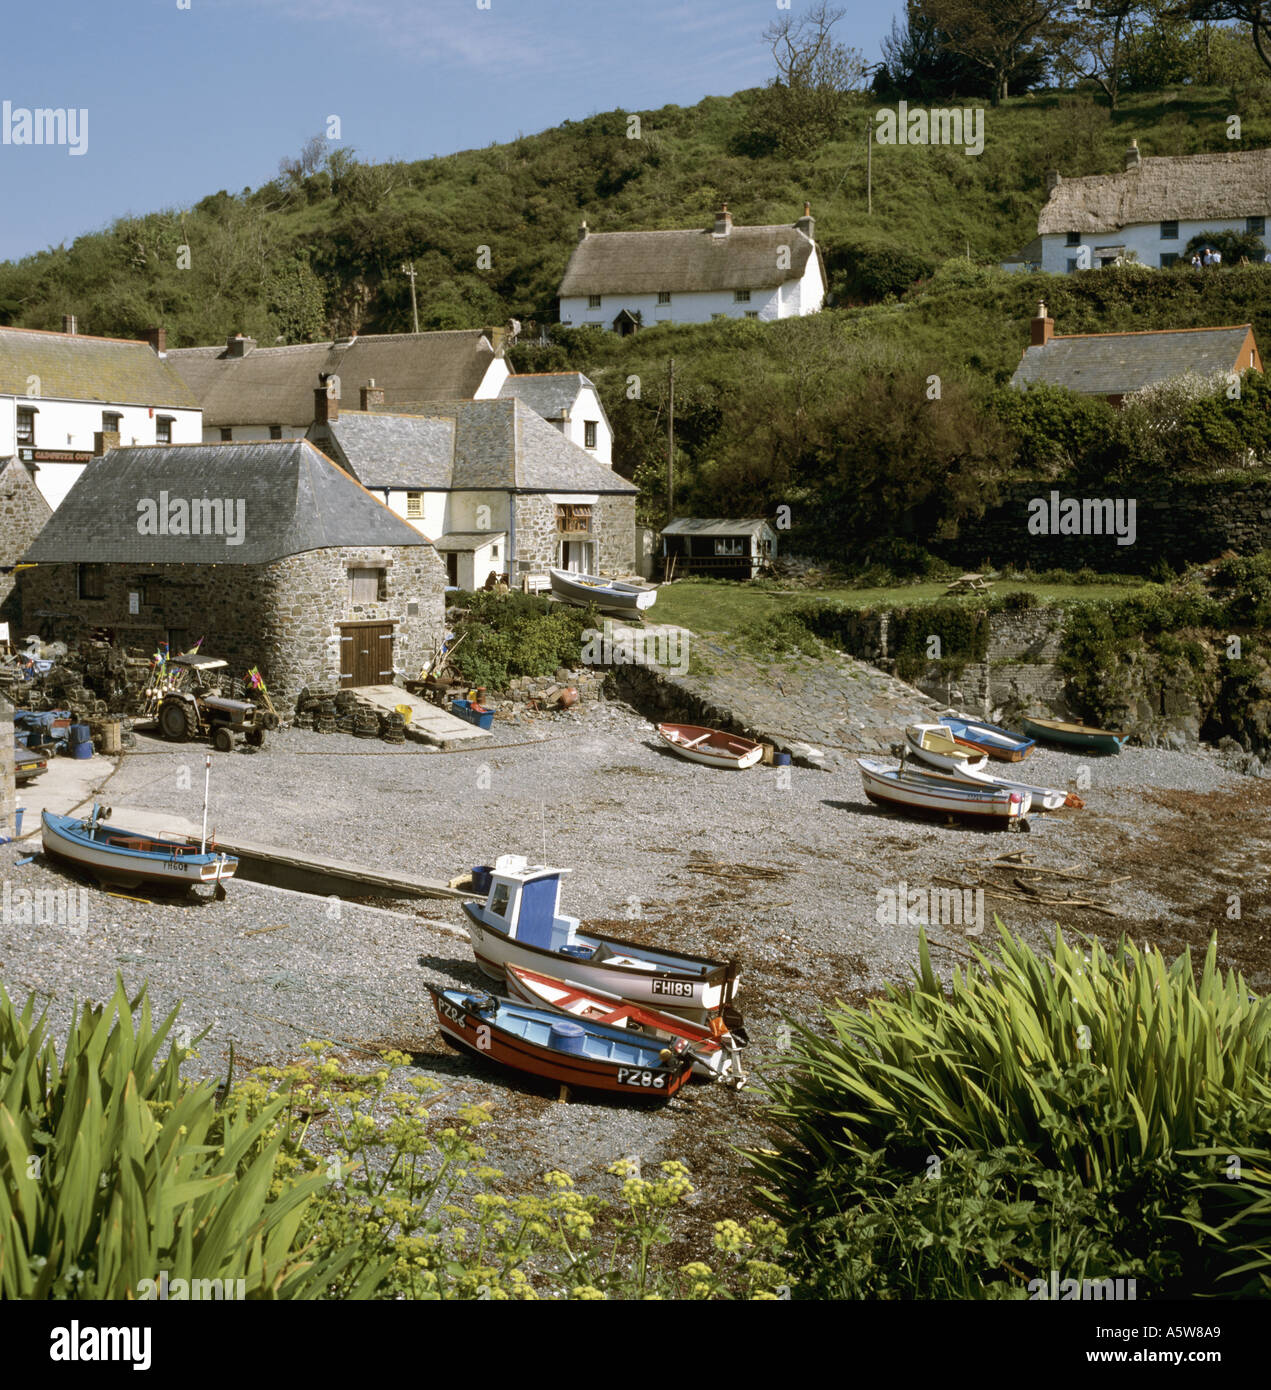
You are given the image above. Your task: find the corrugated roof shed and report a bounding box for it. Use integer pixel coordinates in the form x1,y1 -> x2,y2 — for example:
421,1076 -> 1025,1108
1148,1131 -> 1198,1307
166,330 -> 499,427
0,326 -> 200,408
1039,149 -> 1271,235
559,224 -> 815,296
1011,325 -> 1256,396
23,440 -> 430,564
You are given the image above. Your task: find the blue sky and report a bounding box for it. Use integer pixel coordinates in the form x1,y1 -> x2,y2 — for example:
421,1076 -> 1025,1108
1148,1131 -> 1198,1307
0,0 -> 904,264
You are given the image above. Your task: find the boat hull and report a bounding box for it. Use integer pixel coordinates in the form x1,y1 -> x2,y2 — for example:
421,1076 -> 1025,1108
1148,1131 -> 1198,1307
657,723 -> 763,770
427,986 -> 691,1098
549,569 -> 658,613
858,759 -> 1028,826
1019,717 -> 1127,754
905,724 -> 989,774
901,761 -> 1072,812
939,717 -> 1034,762
41,811 -> 238,889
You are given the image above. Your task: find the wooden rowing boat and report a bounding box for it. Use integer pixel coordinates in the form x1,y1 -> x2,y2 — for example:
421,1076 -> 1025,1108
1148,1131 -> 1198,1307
462,855 -> 742,1023
657,722 -> 763,769
41,806 -> 237,890
505,964 -> 747,1088
905,724 -> 989,774
549,569 -> 658,613
858,758 -> 1030,827
427,985 -> 693,1099
938,717 -> 1035,762
1019,716 -> 1128,755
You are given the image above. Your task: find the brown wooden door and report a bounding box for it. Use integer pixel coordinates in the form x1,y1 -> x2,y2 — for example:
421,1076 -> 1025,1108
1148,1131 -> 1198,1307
340,622 -> 395,687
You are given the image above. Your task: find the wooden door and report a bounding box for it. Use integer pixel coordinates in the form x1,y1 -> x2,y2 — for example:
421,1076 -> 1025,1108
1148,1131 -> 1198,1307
340,621 -> 395,687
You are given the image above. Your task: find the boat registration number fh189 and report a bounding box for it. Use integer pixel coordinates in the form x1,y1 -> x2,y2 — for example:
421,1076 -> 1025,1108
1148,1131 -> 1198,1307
617,1068 -> 666,1088
651,978 -> 694,998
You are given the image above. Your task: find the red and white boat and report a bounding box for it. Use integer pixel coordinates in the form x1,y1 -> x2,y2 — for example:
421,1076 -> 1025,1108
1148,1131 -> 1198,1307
657,723 -> 763,769
505,964 -> 747,1088
858,757 -> 1030,827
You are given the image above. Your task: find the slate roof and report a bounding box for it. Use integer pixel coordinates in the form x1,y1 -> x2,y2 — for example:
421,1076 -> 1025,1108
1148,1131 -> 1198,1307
1011,325 -> 1257,396
497,372 -> 596,420
432,531 -> 506,551
1039,149 -> 1271,235
166,330 -> 499,427
558,223 -> 815,296
23,441 -> 430,565
661,517 -> 776,538
318,401 -> 636,494
0,326 -> 200,409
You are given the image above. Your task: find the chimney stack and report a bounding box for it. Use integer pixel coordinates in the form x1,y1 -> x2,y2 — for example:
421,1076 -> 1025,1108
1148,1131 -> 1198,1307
489,326 -> 507,356
714,203 -> 732,237
1123,139 -> 1141,171
578,220 -> 589,242
795,201 -> 814,240
225,333 -> 256,358
360,379 -> 385,410
62,314 -> 77,335
140,326 -> 167,354
1045,169 -> 1062,193
314,376 -> 339,425
1030,300 -> 1054,348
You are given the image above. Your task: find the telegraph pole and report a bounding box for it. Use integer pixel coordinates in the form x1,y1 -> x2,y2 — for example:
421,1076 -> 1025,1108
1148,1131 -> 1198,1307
667,357 -> 675,515
867,114 -> 872,216
400,262 -> 419,333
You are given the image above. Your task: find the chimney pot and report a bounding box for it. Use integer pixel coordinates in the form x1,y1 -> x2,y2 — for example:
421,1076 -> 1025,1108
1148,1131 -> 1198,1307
795,202 -> 815,240
62,314 -> 77,335
1030,300 -> 1054,348
1045,169 -> 1062,193
1123,139 -> 1141,171
578,220 -> 589,242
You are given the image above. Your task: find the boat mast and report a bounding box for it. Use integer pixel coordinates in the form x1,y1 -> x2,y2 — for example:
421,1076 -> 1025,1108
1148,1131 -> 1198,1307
201,753 -> 211,853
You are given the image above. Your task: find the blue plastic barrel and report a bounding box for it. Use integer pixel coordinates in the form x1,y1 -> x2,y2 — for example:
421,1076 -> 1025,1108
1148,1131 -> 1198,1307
774,751 -> 792,766
69,722 -> 92,746
548,1021 -> 587,1055
471,865 -> 493,895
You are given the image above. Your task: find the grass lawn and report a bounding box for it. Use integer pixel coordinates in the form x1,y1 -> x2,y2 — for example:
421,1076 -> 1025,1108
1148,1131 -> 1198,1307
651,578 -> 1147,638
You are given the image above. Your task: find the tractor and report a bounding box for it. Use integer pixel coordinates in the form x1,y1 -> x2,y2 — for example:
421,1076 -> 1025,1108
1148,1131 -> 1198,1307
155,654 -> 279,751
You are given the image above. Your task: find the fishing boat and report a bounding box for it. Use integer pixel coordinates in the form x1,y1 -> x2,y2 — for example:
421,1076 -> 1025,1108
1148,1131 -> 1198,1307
938,716 -> 1035,762
549,568 -> 658,613
40,806 -> 237,890
426,984 -> 693,1099
905,724 -> 989,774
461,855 -> 741,1024
858,758 -> 1030,827
898,758 -> 1080,812
1019,716 -> 1128,755
657,723 -> 763,770
505,964 -> 746,1088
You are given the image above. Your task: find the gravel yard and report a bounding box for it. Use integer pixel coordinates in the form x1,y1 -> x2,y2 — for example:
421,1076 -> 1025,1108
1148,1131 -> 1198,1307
2,695 -> 1268,1247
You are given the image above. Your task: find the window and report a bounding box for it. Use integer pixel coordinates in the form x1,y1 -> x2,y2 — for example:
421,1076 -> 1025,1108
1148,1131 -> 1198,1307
657,291 -> 671,305
714,538 -> 744,556
142,577 -> 163,606
220,427 -> 233,442
588,294 -> 602,309
16,408 -> 35,446
734,290 -> 751,303
77,564 -> 106,600
1248,217 -> 1266,237
745,311 -> 759,319
1067,257 -> 1082,274
156,416 -> 173,444
583,421 -> 597,449
490,884 -> 510,918
348,567 -> 384,603
1066,231 -> 1080,247
102,412 -> 122,435
406,492 -> 424,519
269,425 -> 282,440
1160,252 -> 1180,268
556,503 -> 592,534
1160,220 -> 1179,240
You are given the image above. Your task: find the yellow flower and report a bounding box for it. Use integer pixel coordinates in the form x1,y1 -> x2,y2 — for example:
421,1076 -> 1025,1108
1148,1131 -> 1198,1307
572,1285 -> 606,1300
680,1261 -> 713,1280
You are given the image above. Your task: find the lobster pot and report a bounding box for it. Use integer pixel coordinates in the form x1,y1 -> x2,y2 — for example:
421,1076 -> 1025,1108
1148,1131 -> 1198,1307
548,1021 -> 587,1055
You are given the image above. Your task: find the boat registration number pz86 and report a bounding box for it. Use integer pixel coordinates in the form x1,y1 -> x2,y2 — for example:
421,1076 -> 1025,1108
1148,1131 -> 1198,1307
651,978 -> 694,998
439,999 -> 467,1025
617,1067 -> 666,1088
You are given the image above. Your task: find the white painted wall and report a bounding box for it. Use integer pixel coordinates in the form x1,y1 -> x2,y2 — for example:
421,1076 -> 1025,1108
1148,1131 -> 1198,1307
560,383 -> 613,465
1041,218 -> 1261,274
201,424 -> 307,444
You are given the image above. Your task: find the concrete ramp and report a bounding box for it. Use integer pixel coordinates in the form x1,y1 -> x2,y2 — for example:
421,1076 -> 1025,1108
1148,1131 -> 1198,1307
355,685 -> 491,750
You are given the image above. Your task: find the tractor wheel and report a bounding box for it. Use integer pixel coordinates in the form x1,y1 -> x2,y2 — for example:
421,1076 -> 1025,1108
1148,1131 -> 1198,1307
213,727 -> 235,753
159,700 -> 199,742
246,728 -> 266,748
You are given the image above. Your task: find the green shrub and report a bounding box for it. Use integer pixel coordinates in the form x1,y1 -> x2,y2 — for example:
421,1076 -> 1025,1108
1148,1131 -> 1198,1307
749,928 -> 1271,1299
449,589 -> 600,690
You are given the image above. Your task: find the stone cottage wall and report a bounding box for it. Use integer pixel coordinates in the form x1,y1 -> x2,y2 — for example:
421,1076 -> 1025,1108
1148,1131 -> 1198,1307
0,459 -> 53,628
512,493 -> 637,575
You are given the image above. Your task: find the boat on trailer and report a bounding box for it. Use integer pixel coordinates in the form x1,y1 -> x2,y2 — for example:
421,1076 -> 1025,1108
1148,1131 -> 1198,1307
657,723 -> 763,770
858,758 -> 1030,828
461,855 -> 741,1024
938,716 -> 1035,762
1019,716 -> 1128,755
549,569 -> 658,614
41,805 -> 237,890
427,985 -> 693,1099
505,964 -> 747,1088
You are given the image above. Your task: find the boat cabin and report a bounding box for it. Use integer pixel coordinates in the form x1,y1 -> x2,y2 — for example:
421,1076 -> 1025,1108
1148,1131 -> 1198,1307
481,855 -> 586,954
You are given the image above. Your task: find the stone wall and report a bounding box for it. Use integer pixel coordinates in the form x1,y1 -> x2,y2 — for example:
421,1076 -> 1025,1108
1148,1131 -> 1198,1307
0,691 -> 14,839
512,493 -> 637,575
939,479 -> 1271,574
0,459 -> 52,628
19,544 -> 446,703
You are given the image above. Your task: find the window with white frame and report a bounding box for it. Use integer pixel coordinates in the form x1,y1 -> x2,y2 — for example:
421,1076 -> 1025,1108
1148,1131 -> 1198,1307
714,538 -> 744,556
734,290 -> 751,302
406,493 -> 423,518
588,294 -> 602,309
584,421 -> 597,449
16,408 -> 36,446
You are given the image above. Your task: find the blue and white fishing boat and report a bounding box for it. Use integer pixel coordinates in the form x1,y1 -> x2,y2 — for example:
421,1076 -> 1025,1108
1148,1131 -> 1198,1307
461,855 -> 741,1024
41,805 -> 237,890
939,716 -> 1035,762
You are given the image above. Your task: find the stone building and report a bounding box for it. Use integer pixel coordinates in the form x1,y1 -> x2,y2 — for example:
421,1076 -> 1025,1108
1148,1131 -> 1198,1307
309,394 -> 637,590
20,440 -> 446,698
0,455 -> 52,628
